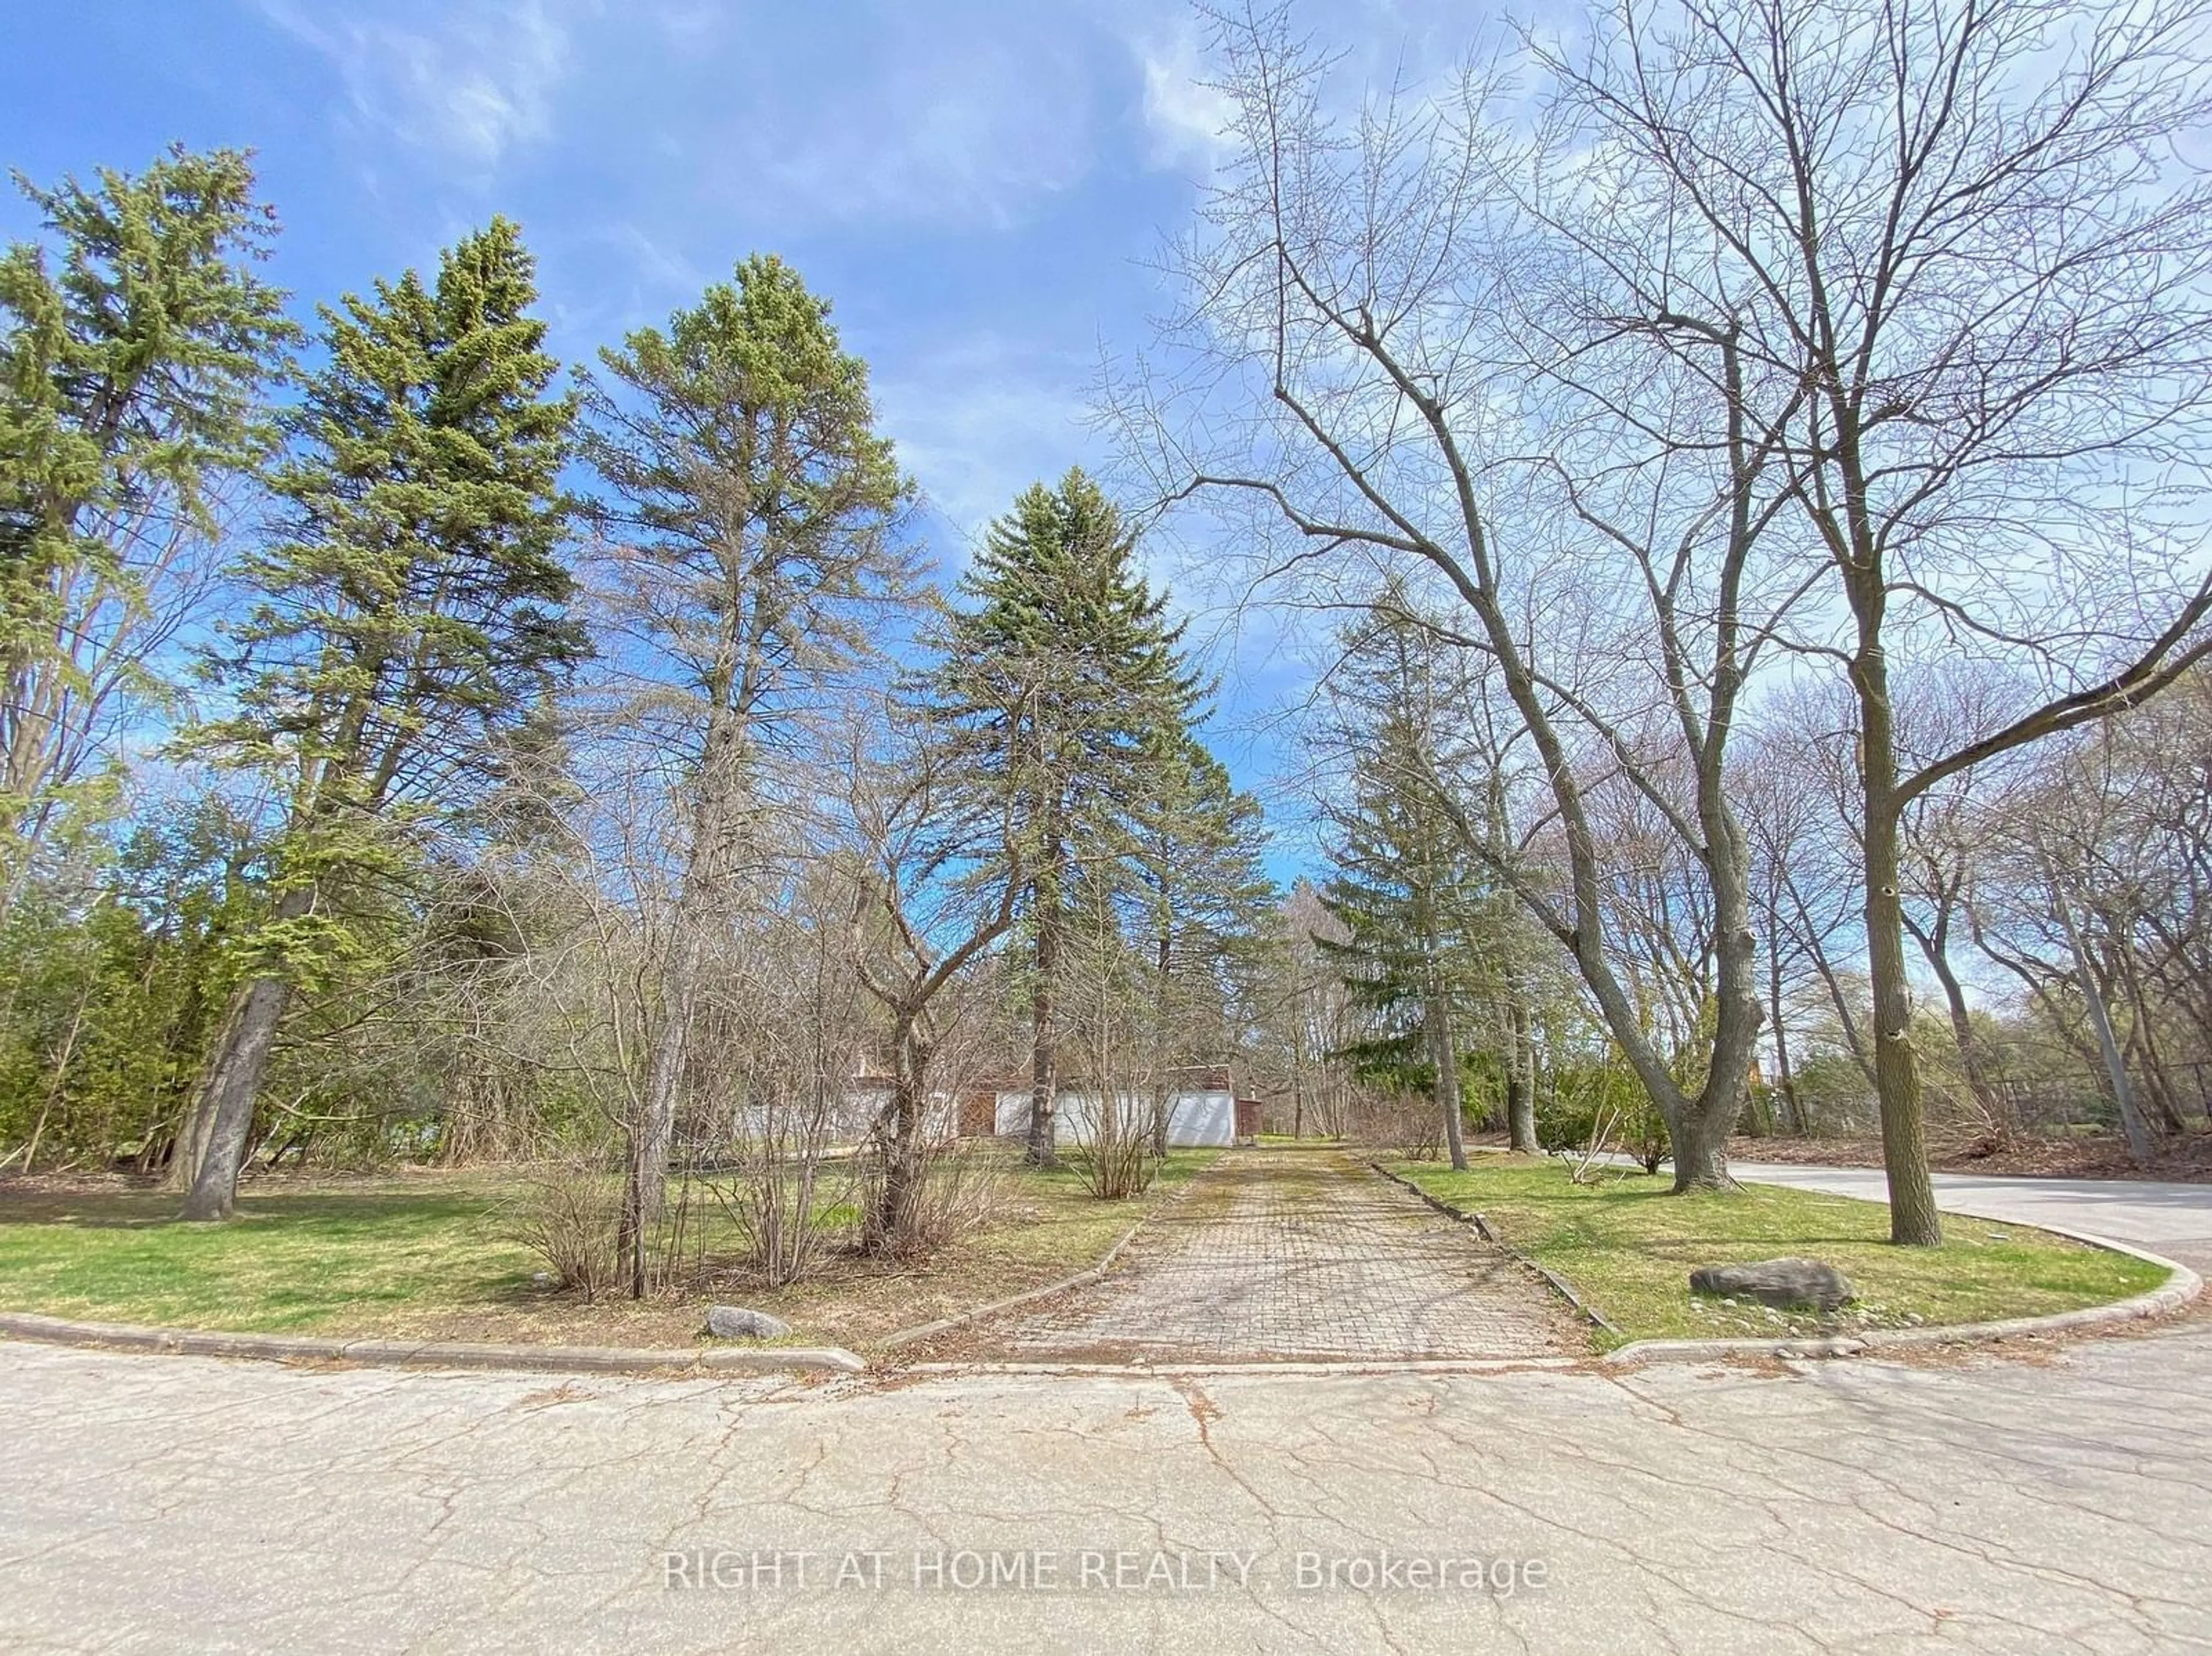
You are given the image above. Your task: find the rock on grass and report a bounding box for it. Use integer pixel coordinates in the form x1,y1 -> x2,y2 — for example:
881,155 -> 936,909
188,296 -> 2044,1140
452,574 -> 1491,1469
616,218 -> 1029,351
1689,1259 -> 1854,1313
706,1305 -> 791,1340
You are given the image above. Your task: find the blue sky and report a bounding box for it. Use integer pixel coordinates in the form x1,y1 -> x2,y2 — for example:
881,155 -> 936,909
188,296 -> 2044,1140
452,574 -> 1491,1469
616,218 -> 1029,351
0,0 -> 1349,869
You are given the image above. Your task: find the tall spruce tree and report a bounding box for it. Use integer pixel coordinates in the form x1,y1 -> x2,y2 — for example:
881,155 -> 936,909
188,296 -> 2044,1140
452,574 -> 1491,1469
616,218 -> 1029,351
0,147 -> 293,910
1315,600 -> 1514,1170
929,469 -> 1205,1164
1317,798 -> 1494,1169
578,254 -> 914,1291
1126,732 -> 1274,1148
176,218 -> 579,1219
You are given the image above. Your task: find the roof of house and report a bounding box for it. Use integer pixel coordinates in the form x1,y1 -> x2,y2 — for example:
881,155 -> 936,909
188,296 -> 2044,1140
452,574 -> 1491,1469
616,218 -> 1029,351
849,1064 -> 1237,1094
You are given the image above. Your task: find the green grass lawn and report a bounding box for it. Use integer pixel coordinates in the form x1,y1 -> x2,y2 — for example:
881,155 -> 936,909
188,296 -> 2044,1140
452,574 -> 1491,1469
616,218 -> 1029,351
0,1177 -> 533,1334
1390,1155 -> 2171,1349
0,1149 -> 1219,1352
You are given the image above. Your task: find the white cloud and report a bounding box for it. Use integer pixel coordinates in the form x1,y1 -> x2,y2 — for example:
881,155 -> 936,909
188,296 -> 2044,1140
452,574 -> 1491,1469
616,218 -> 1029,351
257,0 -> 579,170
874,335 -> 1097,544
706,20 -> 1097,231
260,1 -> 1103,228
1135,23 -> 1239,172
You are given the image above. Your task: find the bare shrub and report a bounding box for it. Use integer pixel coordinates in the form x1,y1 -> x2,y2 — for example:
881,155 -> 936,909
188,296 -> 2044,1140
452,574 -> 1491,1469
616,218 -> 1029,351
1058,882 -> 1164,1199
857,1137 -> 1005,1259
1063,1089 -> 1161,1199
506,1155 -> 624,1302
694,1057 -> 864,1291
1351,1092 -> 1442,1161
687,884 -> 872,1287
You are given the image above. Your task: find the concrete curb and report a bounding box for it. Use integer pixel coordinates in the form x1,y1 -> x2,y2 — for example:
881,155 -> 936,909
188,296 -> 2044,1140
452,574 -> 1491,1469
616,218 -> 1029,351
903,1356 -> 1584,1377
875,1167 -> 1211,1352
0,1312 -> 866,1377
1601,1228 -> 2203,1367
1368,1160 -> 1624,1339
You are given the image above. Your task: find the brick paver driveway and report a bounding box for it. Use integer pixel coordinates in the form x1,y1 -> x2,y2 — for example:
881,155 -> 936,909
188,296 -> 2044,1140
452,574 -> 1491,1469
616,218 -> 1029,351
972,1149 -> 1572,1363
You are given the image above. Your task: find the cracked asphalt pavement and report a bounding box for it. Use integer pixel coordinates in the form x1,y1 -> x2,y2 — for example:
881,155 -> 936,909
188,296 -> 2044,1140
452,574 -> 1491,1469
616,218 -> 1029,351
3,1163 -> 2208,1654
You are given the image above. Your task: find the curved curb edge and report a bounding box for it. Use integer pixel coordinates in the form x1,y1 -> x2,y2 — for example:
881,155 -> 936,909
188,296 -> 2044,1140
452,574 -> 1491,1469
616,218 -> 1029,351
0,1312 -> 866,1377
1601,1226 -> 2202,1367
1369,1164 -> 2203,1368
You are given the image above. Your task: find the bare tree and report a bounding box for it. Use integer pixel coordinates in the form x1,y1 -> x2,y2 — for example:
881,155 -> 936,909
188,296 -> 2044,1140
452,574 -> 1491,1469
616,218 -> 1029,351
698,861 -> 875,1291
841,711 -> 1024,1256
1057,875 -> 1166,1199
1243,882 -> 1362,1138
1118,5 -> 1813,1187
1,515 -> 230,920
1964,715 -> 2212,1158
1546,0 -> 2212,1240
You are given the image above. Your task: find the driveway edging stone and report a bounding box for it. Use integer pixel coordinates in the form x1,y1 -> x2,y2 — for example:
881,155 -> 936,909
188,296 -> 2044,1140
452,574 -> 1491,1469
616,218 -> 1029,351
874,1169 -> 1213,1352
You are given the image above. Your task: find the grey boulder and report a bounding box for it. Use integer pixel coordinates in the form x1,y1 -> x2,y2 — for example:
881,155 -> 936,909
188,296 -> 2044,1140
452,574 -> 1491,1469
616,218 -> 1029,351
705,1305 -> 791,1341
1689,1258 -> 1853,1312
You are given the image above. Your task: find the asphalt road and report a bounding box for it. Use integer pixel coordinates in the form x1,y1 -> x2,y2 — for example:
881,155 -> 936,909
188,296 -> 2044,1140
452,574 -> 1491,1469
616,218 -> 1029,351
1730,1161 -> 2212,1271
5,1328 -> 2209,1654
3,1161 -> 2207,1654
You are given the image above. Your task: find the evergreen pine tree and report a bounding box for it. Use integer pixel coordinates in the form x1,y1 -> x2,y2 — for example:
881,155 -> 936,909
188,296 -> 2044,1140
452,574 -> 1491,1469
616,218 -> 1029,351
928,469 -> 1206,1164
175,218 -> 579,1219
578,253 -> 914,1289
1314,596 -> 1513,1169
0,146 -> 293,903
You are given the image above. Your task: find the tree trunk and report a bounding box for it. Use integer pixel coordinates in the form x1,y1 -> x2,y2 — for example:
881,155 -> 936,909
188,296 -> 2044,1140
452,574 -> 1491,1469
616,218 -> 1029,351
2047,870 -> 2155,1165
177,972 -> 294,1221
624,712 -> 747,1294
1862,797 -> 1944,1242
2077,961 -> 2153,1164
176,877 -> 317,1220
2112,935 -> 2187,1135
166,1083 -> 215,1193
1025,855 -> 1060,1169
1768,942 -> 1801,1136
1674,730 -> 1766,1191
1026,993 -> 1056,1166
1505,995 -> 1537,1154
1668,1097 -> 1732,1193
1427,983 -> 1467,1171
1908,906 -> 2017,1146
1834,564 -> 1946,1244
870,1028 -> 928,1255
623,999 -> 688,1297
